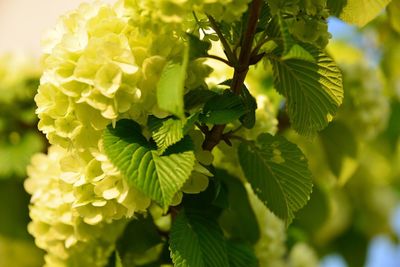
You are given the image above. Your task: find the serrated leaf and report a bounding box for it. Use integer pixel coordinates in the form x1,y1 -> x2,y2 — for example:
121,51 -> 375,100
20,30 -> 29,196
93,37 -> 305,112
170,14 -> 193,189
103,119 -> 195,208
328,0 -> 391,27
169,208 -> 229,267
187,33 -> 211,60
184,89 -> 218,110
200,91 -> 247,124
238,133 -> 313,225
148,116 -> 184,154
219,80 -> 257,128
216,169 -> 260,245
282,44 -> 315,62
278,15 -> 295,55
116,215 -> 164,266
270,44 -> 343,136
157,46 -> 189,118
226,242 -> 258,267
257,2 -> 271,31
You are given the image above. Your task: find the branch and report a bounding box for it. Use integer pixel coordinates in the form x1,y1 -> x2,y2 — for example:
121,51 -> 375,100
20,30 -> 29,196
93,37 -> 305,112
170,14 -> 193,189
231,0 -> 263,94
202,0 -> 263,151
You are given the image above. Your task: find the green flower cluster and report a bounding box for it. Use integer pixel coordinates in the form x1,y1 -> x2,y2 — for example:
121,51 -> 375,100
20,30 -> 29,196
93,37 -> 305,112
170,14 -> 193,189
125,0 -> 251,25
329,42 -> 390,140
268,0 -> 331,48
25,146 -> 133,267
339,64 -> 389,140
29,1 -> 211,265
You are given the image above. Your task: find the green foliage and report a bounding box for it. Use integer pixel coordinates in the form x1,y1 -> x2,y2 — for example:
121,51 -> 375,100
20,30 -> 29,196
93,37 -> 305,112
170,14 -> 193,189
239,85 -> 258,129
269,44 -> 343,136
187,34 -> 211,60
268,0 -> 331,48
24,0 -> 400,266
169,207 -> 229,267
238,133 -> 313,225
226,242 -> 258,267
103,119 -> 195,209
184,89 -> 218,110
216,169 -> 260,244
199,91 -> 248,124
115,215 -> 165,266
157,47 -> 189,118
148,116 -> 185,154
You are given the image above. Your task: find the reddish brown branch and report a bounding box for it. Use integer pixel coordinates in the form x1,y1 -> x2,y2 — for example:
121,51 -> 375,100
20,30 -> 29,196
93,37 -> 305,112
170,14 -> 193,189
202,0 -> 263,151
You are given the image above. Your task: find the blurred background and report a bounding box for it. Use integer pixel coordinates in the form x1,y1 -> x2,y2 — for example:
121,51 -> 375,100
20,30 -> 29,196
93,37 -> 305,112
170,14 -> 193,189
1,1 -> 400,267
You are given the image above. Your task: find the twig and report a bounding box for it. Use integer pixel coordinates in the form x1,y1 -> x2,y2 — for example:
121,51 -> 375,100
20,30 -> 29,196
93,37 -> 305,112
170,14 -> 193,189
204,54 -> 232,66
206,15 -> 238,65
192,11 -> 207,36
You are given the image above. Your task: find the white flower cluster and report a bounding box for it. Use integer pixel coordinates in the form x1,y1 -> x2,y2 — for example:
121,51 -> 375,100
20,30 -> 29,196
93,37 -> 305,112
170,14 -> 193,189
28,1 -> 211,265
25,146 -> 141,266
125,0 -> 251,25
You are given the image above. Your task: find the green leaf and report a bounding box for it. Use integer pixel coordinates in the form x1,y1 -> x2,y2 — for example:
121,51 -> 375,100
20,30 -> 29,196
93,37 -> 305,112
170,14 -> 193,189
103,119 -> 195,208
200,91 -> 247,124
328,0 -> 391,27
226,242 -> 258,267
157,46 -> 189,118
116,215 -> 164,266
238,133 -> 313,225
239,85 -> 257,129
169,208 -> 229,267
148,116 -> 184,154
187,34 -> 211,60
184,89 -> 218,110
277,15 -> 295,55
216,169 -> 260,245
282,44 -> 315,62
270,44 -> 343,136
319,121 -> 358,177
257,2 -> 271,31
